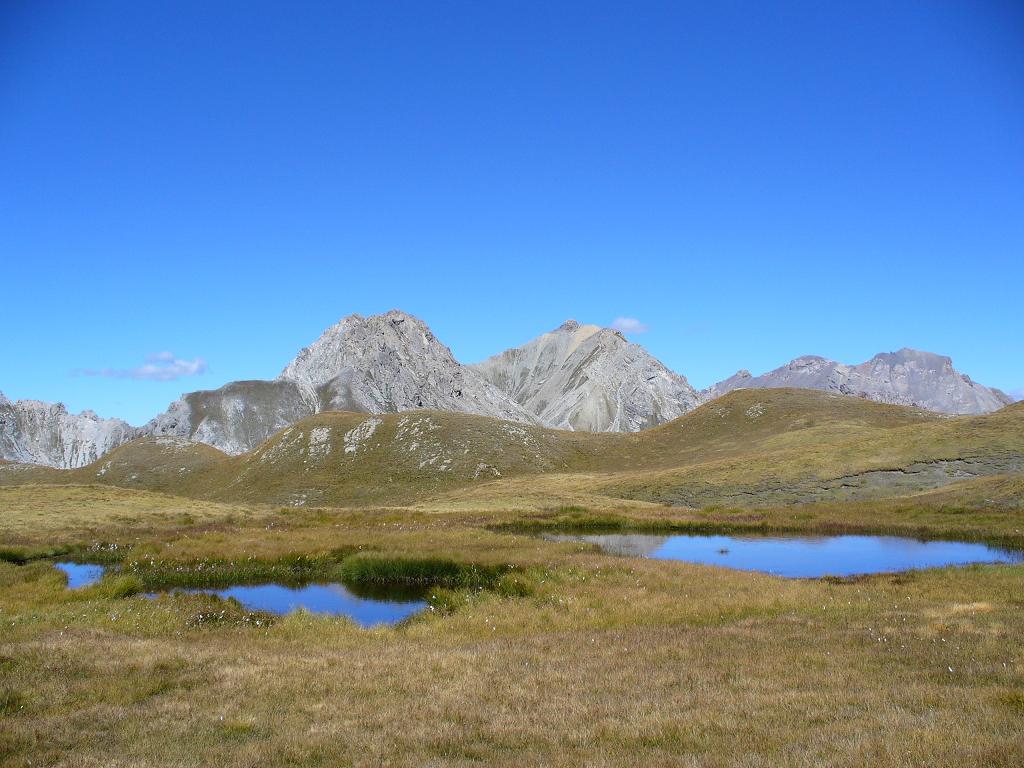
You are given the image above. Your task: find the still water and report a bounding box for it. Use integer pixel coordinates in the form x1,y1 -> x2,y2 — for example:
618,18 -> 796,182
544,533 -> 1024,578
151,582 -> 427,626
54,562 -> 105,588
52,561 -> 426,625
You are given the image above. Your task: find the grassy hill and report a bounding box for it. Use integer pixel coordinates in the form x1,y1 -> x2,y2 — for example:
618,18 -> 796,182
2,389 -> 1021,509
600,390 -> 1024,508
3,394 -> 1023,768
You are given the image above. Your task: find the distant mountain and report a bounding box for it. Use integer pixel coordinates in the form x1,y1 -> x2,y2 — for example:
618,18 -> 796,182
278,310 -> 532,421
3,312 -> 1015,468
146,380 -> 317,457
146,310 -> 535,455
471,320 -> 700,431
0,392 -> 138,468
6,389 -> 1022,510
703,348 -> 1013,415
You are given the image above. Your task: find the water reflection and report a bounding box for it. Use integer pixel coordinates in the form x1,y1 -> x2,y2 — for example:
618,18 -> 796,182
55,562 -> 105,589
150,582 -> 427,626
545,533 -> 1024,578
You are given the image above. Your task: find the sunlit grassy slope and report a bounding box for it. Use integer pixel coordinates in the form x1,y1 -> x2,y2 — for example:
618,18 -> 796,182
2,493 -> 1023,766
2,389 -> 1022,509
1,391 -> 1022,767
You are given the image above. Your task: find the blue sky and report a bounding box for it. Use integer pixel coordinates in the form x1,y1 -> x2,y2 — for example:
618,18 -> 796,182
2,1 -> 1022,425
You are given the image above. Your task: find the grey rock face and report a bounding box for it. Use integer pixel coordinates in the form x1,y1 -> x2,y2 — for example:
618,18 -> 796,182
471,320 -> 700,431
704,349 -> 1012,415
7,313 -> 1014,468
145,310 -> 535,455
0,391 -> 138,468
146,380 -> 317,456
279,310 -> 535,423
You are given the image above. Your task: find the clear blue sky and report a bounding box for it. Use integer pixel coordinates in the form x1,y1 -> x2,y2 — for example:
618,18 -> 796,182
2,1 -> 1022,425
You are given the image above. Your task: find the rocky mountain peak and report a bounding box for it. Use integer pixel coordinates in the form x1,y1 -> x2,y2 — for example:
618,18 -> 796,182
143,310 -> 536,456
787,355 -> 830,369
278,310 -> 451,393
4,314 -> 1014,468
472,320 -> 698,431
870,348 -> 954,372
0,395 -> 138,468
705,348 -> 1011,415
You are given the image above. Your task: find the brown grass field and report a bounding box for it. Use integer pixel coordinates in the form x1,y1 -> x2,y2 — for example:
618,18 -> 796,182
1,391 -> 1022,766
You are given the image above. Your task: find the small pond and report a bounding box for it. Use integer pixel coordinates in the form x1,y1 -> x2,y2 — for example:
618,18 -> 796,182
55,562 -> 106,589
544,533 -> 1024,578
149,583 -> 428,626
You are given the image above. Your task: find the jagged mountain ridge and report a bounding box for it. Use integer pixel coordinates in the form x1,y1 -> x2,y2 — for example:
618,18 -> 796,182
278,311 -> 533,421
4,389 -> 1022,510
0,392 -> 138,469
471,320 -> 700,431
1,311 -> 1016,468
703,348 -> 1013,415
146,311 -> 537,455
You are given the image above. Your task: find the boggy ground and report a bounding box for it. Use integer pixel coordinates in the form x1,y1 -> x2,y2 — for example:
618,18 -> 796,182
1,485 -> 1023,767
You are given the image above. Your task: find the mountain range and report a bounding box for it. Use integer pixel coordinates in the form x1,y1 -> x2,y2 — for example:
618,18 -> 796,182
704,349 -> 1012,414
4,389 -> 1021,511
1,310 -> 1014,468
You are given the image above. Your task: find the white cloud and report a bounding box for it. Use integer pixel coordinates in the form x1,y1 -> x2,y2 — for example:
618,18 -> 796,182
79,353 -> 208,382
610,317 -> 650,334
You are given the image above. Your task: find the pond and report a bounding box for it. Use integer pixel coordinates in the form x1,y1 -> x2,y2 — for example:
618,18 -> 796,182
148,582 -> 428,626
54,562 -> 106,589
544,533 -> 1024,578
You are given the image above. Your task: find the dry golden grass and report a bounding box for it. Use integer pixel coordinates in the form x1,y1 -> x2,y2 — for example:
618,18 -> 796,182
1,483 -> 1022,766
0,485 -> 265,548
2,392 -> 1022,766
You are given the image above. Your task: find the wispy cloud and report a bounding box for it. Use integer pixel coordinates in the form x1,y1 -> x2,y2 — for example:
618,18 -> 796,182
78,352 -> 208,382
1010,388 -> 1024,402
610,317 -> 650,334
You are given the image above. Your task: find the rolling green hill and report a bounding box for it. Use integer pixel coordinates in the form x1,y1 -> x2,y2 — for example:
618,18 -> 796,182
2,389 -> 1021,509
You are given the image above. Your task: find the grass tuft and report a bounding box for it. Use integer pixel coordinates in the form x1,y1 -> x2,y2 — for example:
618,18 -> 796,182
124,549 -> 362,589
0,687 -> 24,716
337,554 -> 510,589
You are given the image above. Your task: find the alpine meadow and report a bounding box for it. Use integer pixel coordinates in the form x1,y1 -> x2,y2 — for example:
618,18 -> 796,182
2,3 -> 1023,767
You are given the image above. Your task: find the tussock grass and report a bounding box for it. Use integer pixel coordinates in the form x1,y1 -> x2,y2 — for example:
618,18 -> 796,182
75,574 -> 144,600
122,550 -> 362,590
338,553 -> 511,589
1,397 -> 1023,768
2,536 -> 1022,766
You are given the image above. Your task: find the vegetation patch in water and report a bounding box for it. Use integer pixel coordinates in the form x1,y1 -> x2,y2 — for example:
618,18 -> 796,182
122,548 -> 363,590
337,554 -> 513,590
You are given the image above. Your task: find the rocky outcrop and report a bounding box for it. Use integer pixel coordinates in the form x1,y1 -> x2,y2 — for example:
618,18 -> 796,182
278,310 -> 535,422
704,349 -> 1013,415
471,320 -> 700,431
146,311 -> 535,455
0,392 -> 138,468
6,313 -> 1015,468
145,379 -> 317,456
